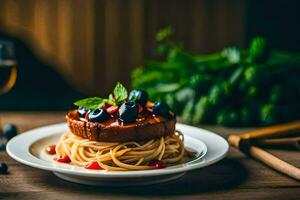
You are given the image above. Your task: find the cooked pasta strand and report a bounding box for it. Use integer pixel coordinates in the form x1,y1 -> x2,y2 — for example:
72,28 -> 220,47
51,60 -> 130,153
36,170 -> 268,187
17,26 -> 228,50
55,131 -> 186,171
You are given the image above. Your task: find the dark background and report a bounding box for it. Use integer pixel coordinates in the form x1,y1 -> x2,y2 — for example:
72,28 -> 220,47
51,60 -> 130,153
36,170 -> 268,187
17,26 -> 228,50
246,0 -> 300,51
0,0 -> 299,111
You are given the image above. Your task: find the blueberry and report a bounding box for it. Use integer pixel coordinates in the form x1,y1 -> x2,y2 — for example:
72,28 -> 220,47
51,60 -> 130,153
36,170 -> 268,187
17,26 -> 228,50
78,107 -> 89,118
3,124 -> 17,140
88,109 -> 110,122
128,89 -> 148,107
0,135 -> 7,150
153,102 -> 170,117
119,101 -> 138,123
0,162 -> 8,174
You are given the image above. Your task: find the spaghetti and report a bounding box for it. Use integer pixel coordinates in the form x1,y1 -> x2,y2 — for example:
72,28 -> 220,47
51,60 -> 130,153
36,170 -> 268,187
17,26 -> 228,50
55,131 -> 186,171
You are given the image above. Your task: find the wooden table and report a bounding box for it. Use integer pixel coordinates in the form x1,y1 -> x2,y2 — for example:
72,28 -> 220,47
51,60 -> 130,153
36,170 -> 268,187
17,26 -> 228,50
0,112 -> 299,200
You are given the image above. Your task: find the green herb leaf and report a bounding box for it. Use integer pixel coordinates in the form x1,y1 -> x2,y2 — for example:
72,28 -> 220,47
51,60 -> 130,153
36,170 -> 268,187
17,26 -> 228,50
132,26 -> 300,126
74,97 -> 107,110
113,82 -> 128,104
156,27 -> 173,42
248,36 -> 269,62
222,47 -> 241,64
108,94 -> 116,106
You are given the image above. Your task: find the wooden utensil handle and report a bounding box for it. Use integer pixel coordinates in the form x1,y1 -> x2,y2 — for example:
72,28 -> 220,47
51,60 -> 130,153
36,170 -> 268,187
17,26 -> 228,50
228,135 -> 300,181
228,121 -> 300,181
254,137 -> 300,150
249,146 -> 300,180
239,121 -> 300,140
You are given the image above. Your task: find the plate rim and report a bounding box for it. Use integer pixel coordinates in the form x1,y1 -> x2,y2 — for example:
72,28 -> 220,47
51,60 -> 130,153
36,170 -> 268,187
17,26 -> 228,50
7,123 -> 229,178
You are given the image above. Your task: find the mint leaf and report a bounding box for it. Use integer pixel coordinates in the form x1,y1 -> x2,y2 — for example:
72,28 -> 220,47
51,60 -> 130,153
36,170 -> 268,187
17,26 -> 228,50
73,82 -> 128,109
74,97 -> 107,110
108,94 -> 116,106
113,82 -> 128,103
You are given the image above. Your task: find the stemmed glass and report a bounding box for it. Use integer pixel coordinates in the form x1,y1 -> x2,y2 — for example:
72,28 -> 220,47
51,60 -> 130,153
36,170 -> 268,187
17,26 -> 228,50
0,40 -> 17,149
0,40 -> 17,95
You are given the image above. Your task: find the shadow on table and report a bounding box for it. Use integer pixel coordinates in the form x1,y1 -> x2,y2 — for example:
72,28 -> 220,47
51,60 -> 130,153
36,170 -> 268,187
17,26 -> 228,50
43,157 -> 248,196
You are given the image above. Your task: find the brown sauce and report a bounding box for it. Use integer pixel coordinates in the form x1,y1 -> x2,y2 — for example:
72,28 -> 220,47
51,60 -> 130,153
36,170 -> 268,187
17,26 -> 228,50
78,109 -> 174,128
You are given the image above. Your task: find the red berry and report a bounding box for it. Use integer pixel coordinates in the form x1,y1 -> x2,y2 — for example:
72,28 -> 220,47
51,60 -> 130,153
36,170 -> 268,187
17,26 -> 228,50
46,145 -> 56,155
106,105 -> 119,115
149,160 -> 167,169
101,103 -> 110,109
85,112 -> 89,121
55,155 -> 71,163
147,108 -> 153,113
138,104 -> 143,113
85,161 -> 102,170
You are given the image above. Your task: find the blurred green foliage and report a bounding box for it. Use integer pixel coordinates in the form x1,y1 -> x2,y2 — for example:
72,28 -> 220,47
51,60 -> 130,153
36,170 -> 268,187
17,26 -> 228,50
131,27 -> 300,126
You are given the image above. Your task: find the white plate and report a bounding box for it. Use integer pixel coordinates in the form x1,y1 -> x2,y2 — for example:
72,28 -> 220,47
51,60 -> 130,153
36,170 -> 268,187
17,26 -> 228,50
7,123 -> 228,186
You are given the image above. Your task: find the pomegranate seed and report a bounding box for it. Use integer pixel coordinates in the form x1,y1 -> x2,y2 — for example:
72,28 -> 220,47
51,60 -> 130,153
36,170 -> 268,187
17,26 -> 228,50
147,108 -> 153,113
138,104 -> 143,113
46,145 -> 56,155
149,160 -> 167,169
106,105 -> 119,115
55,155 -> 71,163
85,112 -> 89,122
85,161 -> 102,170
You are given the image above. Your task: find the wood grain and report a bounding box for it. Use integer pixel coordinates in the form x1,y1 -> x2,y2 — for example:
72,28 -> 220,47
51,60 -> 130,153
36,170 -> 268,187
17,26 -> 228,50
0,0 -> 246,95
0,112 -> 299,200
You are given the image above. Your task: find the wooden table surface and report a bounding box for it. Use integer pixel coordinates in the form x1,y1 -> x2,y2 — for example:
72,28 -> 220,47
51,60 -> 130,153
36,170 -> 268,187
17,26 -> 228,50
0,112 -> 299,200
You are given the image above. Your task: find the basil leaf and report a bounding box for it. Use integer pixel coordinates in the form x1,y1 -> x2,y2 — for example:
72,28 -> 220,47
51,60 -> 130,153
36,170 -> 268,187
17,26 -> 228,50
113,82 -> 128,103
74,97 -> 107,110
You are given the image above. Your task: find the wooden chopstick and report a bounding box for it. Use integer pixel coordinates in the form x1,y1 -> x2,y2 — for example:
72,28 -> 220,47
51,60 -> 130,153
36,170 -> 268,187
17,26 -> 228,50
238,120 -> 300,140
228,121 -> 300,181
248,146 -> 300,180
254,137 -> 300,150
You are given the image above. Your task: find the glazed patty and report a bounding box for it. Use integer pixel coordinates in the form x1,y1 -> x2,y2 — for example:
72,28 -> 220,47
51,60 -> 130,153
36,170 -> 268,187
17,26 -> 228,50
66,110 -> 176,142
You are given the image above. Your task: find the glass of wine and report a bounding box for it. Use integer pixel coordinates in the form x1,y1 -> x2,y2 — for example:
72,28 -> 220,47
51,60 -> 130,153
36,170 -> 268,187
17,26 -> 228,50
0,40 -> 17,149
0,40 -> 17,95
